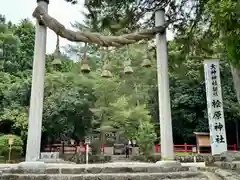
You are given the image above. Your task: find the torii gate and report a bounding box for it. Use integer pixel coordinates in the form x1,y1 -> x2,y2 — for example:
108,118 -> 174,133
24,0 -> 175,166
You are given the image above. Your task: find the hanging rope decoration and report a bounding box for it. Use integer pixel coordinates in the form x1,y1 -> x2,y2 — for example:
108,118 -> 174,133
51,34 -> 62,65
141,42 -> 152,68
123,46 -> 134,75
101,47 -> 113,78
80,43 -> 91,73
32,5 -> 171,47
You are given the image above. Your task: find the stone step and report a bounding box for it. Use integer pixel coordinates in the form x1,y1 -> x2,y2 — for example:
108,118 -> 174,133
2,164 -> 190,174
111,156 -> 130,161
201,171 -> 222,180
169,179 -> 208,180
0,172 -> 208,180
198,166 -> 240,180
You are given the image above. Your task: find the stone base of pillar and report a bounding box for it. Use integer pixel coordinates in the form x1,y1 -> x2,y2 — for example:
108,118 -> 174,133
156,160 -> 181,167
18,161 -> 46,169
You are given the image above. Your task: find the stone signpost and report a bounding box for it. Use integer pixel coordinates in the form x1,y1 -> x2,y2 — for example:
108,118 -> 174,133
204,59 -> 227,155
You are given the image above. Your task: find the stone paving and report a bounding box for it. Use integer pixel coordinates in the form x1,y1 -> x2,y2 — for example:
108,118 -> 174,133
201,171 -> 222,180
2,161 -> 240,179
0,161 -> 211,180
1,172 -> 208,180
197,166 -> 240,180
0,161 -> 206,169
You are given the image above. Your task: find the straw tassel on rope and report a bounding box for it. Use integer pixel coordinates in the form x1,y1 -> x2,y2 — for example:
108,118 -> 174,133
101,47 -> 113,78
123,46 -> 134,75
141,42 -> 152,68
80,43 -> 91,73
52,35 -> 62,65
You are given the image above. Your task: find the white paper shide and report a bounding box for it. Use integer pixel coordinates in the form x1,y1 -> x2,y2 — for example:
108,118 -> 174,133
204,59 -> 227,155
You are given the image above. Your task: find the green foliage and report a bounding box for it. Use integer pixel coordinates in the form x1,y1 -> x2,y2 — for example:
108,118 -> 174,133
136,120 -> 157,156
0,107 -> 28,139
0,134 -> 23,158
109,95 -> 157,154
42,71 -> 95,141
206,1 -> 240,65
131,154 -> 161,162
78,154 -> 112,164
12,19 -> 35,71
2,0 -> 240,157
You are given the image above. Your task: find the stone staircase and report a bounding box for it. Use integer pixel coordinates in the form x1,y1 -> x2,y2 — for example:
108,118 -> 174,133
197,166 -> 240,180
0,162 -> 212,180
111,155 -> 131,162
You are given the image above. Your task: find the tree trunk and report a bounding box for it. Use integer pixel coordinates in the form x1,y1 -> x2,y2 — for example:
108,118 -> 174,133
230,64 -> 240,150
230,64 -> 240,104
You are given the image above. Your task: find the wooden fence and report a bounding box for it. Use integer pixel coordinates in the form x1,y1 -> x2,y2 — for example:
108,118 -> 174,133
154,143 -> 237,153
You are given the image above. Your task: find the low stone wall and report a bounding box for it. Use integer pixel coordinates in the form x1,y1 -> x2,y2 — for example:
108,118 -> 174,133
197,166 -> 240,180
174,155 -> 205,162
214,161 -> 240,172
131,154 -> 207,163
60,154 -> 112,164
61,151 -> 212,163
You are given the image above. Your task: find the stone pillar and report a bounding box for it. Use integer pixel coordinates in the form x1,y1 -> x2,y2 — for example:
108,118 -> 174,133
25,0 -> 49,161
155,9 -> 174,160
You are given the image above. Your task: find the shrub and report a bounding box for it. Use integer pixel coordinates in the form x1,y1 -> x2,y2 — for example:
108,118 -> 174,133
0,134 -> 24,160
131,154 -> 161,162
89,155 -> 112,163
90,139 -> 101,155
77,154 -> 112,164
136,120 -> 157,156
